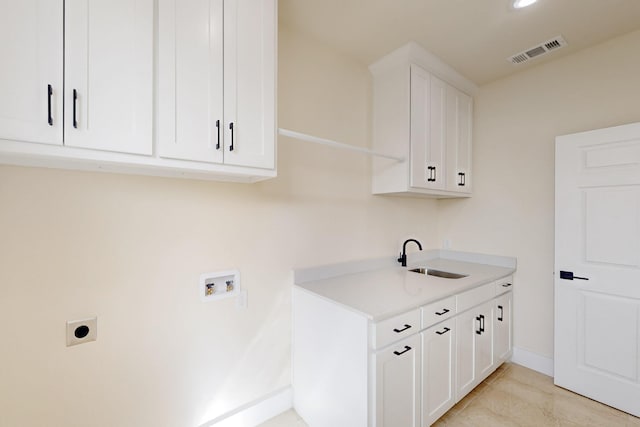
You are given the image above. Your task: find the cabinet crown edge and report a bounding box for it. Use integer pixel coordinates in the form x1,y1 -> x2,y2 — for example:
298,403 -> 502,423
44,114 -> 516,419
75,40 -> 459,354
368,41 -> 478,97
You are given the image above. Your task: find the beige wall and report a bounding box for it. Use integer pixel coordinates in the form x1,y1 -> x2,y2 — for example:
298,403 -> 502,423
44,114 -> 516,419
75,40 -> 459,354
438,29 -> 640,359
0,28 -> 439,426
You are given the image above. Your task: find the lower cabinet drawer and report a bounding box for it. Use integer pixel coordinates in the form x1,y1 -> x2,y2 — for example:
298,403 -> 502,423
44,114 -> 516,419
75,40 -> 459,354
422,296 -> 456,329
495,276 -> 514,295
456,282 -> 494,313
372,309 -> 421,349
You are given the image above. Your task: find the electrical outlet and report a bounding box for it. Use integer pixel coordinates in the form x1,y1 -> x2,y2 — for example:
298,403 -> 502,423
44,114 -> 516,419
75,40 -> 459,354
66,317 -> 97,347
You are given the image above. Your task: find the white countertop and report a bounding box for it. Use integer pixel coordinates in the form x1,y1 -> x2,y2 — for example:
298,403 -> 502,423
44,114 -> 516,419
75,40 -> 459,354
294,250 -> 516,321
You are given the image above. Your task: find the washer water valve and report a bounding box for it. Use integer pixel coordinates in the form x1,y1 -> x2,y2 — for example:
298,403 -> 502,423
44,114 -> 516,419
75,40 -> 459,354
199,270 -> 245,308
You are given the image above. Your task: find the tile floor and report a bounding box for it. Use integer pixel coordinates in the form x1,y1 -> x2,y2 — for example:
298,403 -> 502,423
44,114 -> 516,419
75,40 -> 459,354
259,363 -> 640,426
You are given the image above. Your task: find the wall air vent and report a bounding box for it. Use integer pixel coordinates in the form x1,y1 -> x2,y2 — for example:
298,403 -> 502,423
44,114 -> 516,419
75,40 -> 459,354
508,36 -> 568,65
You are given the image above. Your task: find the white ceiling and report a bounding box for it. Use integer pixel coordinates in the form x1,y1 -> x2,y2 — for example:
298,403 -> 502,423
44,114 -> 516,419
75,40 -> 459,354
279,0 -> 640,85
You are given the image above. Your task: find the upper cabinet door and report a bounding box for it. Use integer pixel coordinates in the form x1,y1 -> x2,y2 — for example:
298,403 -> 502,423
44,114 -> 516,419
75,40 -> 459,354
446,86 -> 473,193
223,0 -> 276,169
0,0 -> 63,145
410,66 -> 445,190
158,0 -> 224,164
64,0 -> 153,155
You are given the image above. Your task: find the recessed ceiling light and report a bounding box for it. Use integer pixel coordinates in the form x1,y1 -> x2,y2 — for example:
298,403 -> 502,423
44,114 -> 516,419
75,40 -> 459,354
512,0 -> 538,9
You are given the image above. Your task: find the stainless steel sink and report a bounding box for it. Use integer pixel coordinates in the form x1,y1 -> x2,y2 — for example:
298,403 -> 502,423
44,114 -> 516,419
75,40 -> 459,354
409,268 -> 468,279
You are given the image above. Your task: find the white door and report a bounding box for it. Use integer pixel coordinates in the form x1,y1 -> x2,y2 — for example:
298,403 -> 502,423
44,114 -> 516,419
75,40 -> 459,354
555,121 -> 640,417
158,0 -> 224,164
223,0 -> 276,169
494,292 -> 513,364
410,66 -> 445,190
445,86 -> 472,193
0,0 -> 63,145
374,334 -> 420,427
422,319 -> 455,426
456,301 -> 493,400
474,301 -> 494,381
65,0 -> 153,155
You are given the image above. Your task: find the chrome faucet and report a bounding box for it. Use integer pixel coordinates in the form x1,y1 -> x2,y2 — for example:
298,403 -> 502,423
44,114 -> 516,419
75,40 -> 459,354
398,239 -> 423,267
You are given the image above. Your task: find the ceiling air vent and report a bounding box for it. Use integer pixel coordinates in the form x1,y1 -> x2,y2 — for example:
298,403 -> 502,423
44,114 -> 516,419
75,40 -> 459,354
508,36 -> 567,65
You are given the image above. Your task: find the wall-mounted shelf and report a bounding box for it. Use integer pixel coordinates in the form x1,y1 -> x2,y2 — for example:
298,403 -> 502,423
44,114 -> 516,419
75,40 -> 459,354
278,128 -> 405,162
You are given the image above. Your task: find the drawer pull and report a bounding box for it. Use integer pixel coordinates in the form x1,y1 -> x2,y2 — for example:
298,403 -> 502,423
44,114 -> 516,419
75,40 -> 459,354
436,327 -> 450,335
502,283 -> 512,288
393,346 -> 412,356
435,308 -> 450,316
393,324 -> 412,333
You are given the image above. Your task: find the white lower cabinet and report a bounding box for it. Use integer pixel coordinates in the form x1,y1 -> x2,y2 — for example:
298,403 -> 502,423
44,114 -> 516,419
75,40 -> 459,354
494,291 -> 513,364
374,334 -> 421,427
293,277 -> 514,427
422,319 -> 456,426
455,300 -> 494,400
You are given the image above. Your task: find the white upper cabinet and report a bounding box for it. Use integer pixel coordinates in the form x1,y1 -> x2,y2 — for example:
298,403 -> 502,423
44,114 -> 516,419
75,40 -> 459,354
0,0 -> 152,154
158,0 -> 225,164
223,0 -> 276,169
0,0 -> 63,145
445,86 -> 472,193
159,0 -> 276,170
65,0 -> 153,155
0,0 -> 276,183
410,67 -> 445,191
370,42 -> 476,198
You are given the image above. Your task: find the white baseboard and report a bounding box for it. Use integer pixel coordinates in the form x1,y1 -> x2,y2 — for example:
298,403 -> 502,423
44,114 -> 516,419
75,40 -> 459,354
198,347 -> 550,427
511,347 -> 554,377
200,387 -> 293,427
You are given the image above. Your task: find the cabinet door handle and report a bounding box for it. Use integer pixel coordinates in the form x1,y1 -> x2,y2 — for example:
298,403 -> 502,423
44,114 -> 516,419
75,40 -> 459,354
435,308 -> 450,316
229,122 -> 234,151
72,89 -> 78,129
215,120 -> 221,150
393,324 -> 412,333
427,166 -> 436,182
502,283 -> 513,288
436,327 -> 450,335
458,172 -> 466,186
393,345 -> 412,356
47,84 -> 53,126
476,315 -> 485,334
498,305 -> 504,322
